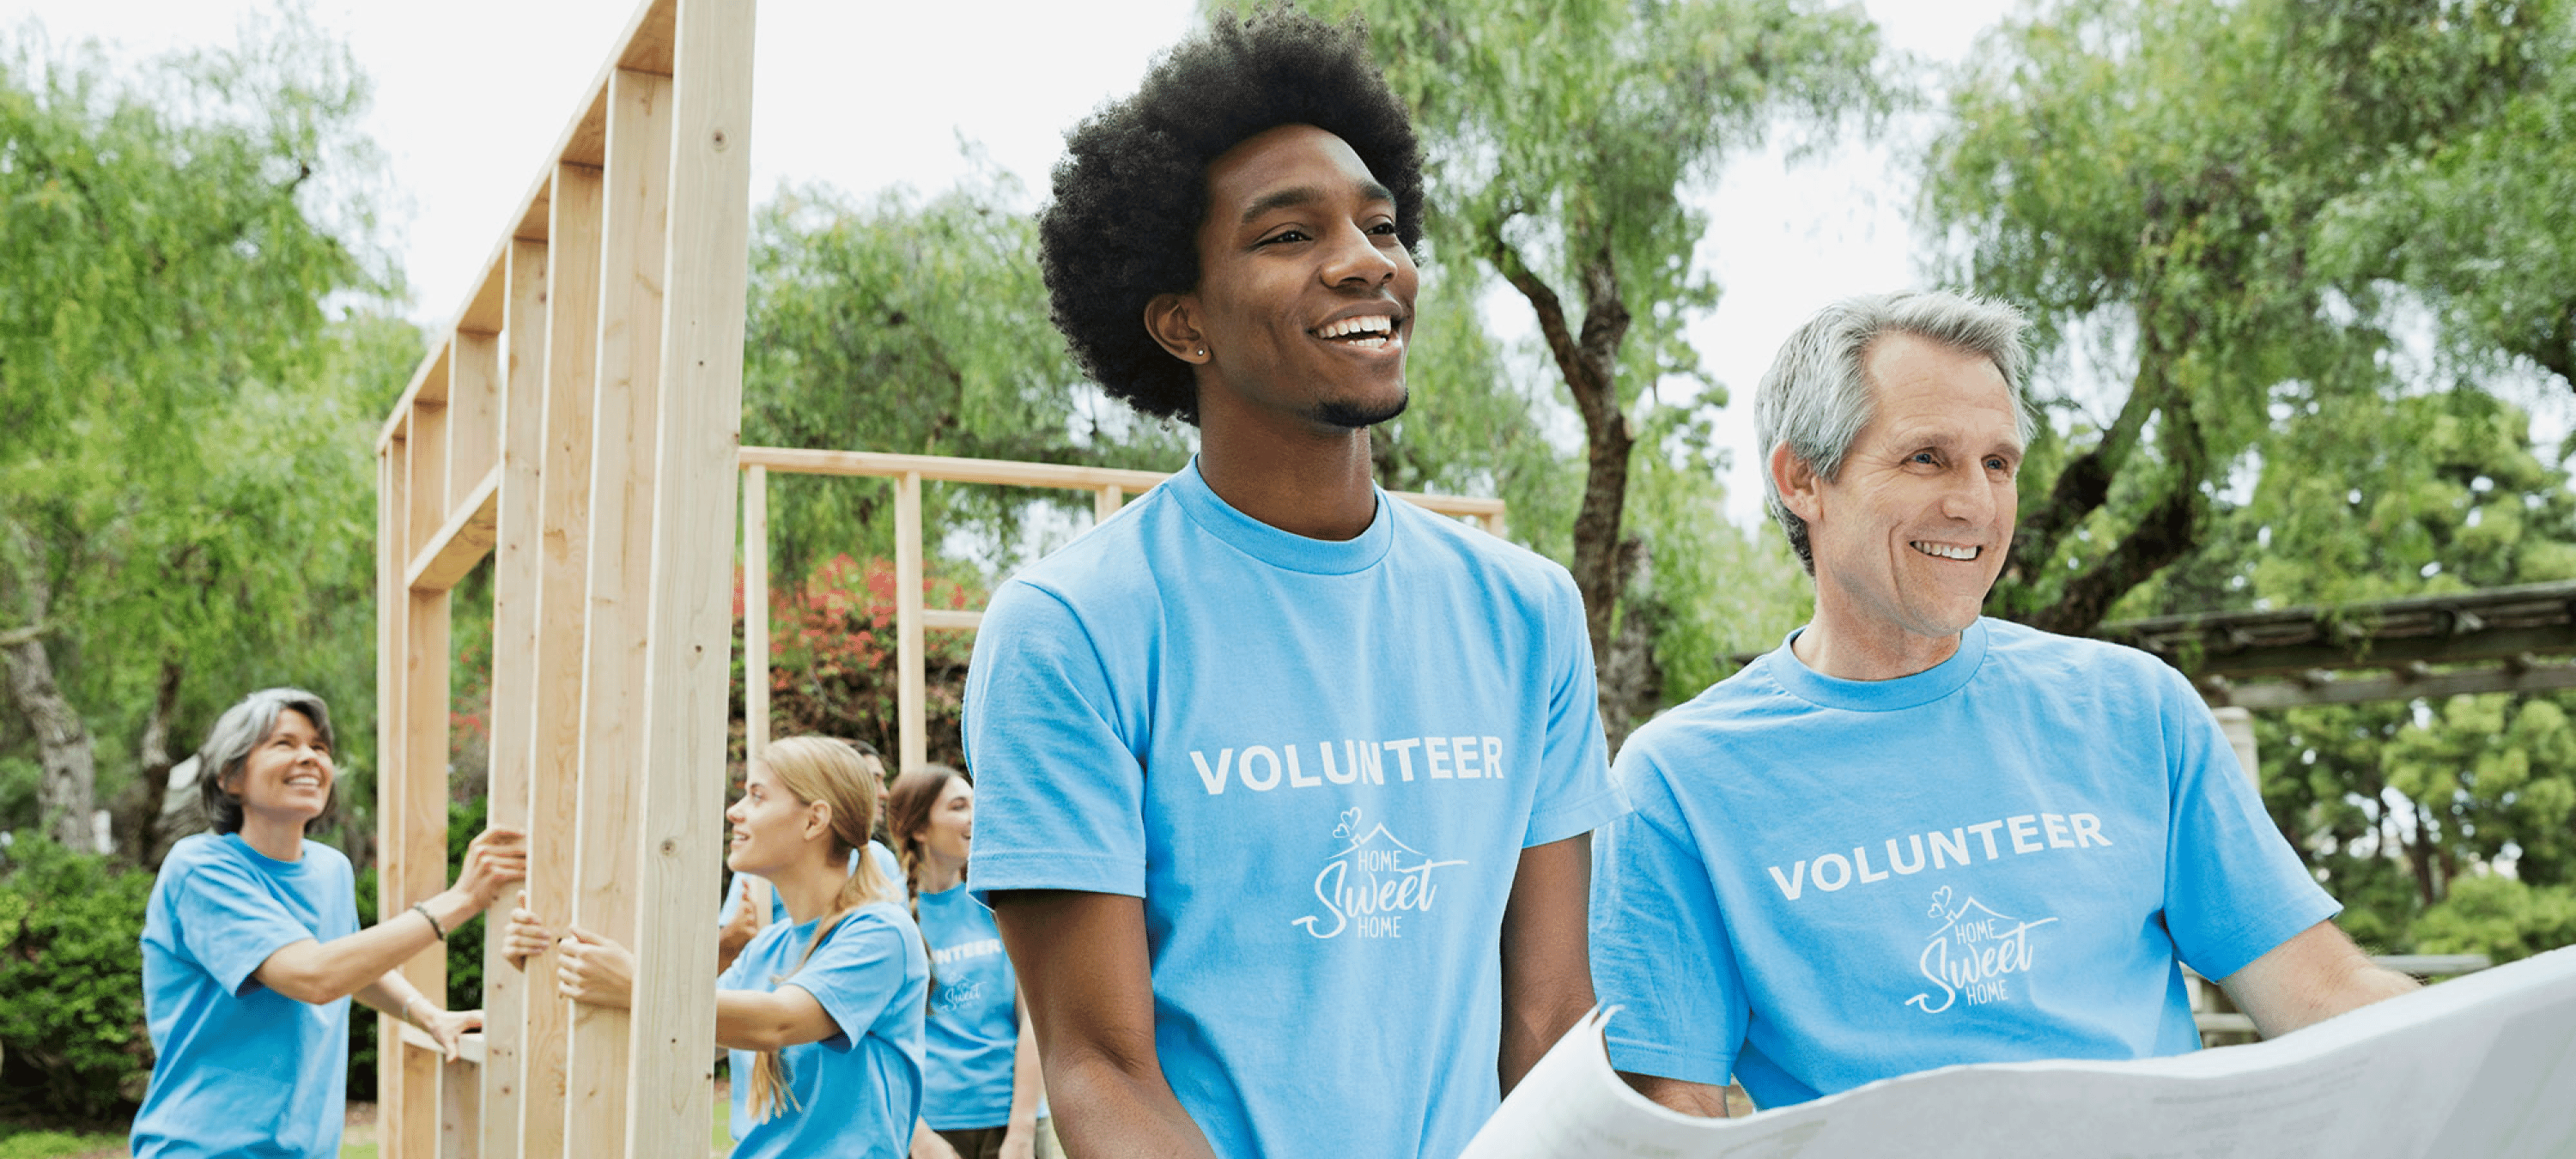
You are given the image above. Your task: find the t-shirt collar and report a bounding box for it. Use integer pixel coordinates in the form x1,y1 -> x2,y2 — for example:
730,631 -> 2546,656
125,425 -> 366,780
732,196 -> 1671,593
1166,456 -> 1393,576
1766,617 -> 1990,711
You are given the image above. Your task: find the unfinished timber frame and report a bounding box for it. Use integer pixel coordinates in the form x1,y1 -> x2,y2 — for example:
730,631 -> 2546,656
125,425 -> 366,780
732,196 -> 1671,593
370,0 -> 752,1155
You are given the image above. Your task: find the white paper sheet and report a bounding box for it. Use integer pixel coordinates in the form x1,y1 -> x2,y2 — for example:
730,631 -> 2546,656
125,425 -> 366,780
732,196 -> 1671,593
1461,945 -> 2576,1159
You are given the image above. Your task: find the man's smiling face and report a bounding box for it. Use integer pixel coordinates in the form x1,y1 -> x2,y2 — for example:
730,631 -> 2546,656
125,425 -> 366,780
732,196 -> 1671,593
1800,331 -> 2023,647
1163,123 -> 1417,431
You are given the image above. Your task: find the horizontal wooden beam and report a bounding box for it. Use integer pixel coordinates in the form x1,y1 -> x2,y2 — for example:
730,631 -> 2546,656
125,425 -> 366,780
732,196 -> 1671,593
398,1022 -> 488,1067
404,467 -> 502,593
2205,658 -> 2576,710
736,446 -> 1507,519
922,609 -> 981,631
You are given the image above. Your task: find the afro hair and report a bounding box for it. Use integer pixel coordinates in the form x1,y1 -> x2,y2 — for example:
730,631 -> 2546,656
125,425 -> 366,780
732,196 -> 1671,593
1037,5 -> 1425,425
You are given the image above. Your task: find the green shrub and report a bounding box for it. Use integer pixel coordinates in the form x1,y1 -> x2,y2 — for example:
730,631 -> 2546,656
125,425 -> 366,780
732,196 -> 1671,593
2413,874 -> 2576,964
0,835 -> 156,1120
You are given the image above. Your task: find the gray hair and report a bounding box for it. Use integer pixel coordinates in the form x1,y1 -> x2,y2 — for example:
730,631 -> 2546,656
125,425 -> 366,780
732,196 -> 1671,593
197,687 -> 336,834
1754,290 -> 2034,573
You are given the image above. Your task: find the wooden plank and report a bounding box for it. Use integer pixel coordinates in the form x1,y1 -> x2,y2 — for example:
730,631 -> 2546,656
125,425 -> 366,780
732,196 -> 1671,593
739,446 -> 1173,492
409,404 -> 450,562
461,255 -> 510,336
448,331 -> 502,508
616,0 -> 679,76
393,582 -> 450,1159
379,342 -> 453,452
896,471 -> 927,774
621,1 -> 756,1144
734,446 -> 1509,521
374,439 -> 408,1156
440,1051 -> 480,1159
922,609 -> 982,632
405,468 -> 502,594
515,160 -> 607,1159
563,65 -> 675,1159
2211,660 -> 2576,710
1094,483 -> 1121,524
477,236 -> 550,1159
744,466 -> 769,759
400,1023 -> 492,1067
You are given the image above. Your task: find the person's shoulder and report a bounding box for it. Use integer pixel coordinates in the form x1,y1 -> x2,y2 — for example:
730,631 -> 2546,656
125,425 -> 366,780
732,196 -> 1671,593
1978,617 -> 2181,692
300,840 -> 354,876
1388,499 -> 1577,598
987,485 -> 1181,622
1615,661 -> 1795,773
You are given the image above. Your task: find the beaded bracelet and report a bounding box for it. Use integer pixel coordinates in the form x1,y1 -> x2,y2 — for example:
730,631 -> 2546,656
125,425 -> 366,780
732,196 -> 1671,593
411,901 -> 447,941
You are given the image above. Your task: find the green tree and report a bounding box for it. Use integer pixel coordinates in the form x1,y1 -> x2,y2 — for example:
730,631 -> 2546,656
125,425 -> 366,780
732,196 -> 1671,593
1925,0 -> 2566,636
1291,0 -> 1892,740
0,14 -> 395,858
743,170 -> 1191,583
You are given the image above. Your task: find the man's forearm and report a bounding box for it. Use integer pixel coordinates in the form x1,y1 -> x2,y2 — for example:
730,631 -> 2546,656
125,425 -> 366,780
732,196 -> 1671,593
1044,1051 -> 1220,1159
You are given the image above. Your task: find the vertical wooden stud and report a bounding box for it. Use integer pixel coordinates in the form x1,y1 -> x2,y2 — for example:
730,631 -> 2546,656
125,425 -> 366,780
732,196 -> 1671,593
517,161 -> 608,1159
395,398 -> 453,1159
477,235 -> 551,1159
743,465 -> 769,762
374,437 -> 409,1158
440,1053 -> 480,1159
450,331 -> 502,507
622,0 -> 757,1143
1094,484 -> 1121,525
895,471 -> 927,774
564,64 -> 675,1158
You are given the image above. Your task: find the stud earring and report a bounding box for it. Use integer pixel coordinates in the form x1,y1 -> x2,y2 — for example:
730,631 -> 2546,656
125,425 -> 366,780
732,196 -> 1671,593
1196,348 -> 1206,357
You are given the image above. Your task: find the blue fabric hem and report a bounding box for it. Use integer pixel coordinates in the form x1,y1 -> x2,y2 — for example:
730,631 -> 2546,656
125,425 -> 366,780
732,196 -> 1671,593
1524,787 -> 1630,849
1602,1033 -> 1734,1089
964,853 -> 1145,905
2188,895 -> 2345,982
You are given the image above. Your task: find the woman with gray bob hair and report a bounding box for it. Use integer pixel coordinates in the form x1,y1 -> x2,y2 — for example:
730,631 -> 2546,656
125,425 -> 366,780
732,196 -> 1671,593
131,687 -> 527,1159
1754,290 -> 2033,573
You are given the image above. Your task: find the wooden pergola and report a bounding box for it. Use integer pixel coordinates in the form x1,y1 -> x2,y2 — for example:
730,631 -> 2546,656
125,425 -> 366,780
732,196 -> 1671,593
2094,580 -> 2576,711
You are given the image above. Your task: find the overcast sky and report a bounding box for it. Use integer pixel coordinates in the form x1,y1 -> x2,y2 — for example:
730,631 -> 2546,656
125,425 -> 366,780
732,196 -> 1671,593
15,0 -> 2022,526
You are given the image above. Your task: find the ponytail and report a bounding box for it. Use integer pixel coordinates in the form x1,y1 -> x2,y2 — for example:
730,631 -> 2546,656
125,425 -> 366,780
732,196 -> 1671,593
744,737 -> 888,1123
885,765 -> 970,1005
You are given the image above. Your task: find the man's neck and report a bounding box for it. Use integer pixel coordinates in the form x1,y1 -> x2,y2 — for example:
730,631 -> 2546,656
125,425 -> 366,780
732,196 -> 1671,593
1791,603 -> 1965,683
1195,410 -> 1378,542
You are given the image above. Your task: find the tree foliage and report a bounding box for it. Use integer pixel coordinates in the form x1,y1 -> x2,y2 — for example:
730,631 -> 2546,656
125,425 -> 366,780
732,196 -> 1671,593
742,172 -> 1191,583
1928,0 -> 2568,635
0,14 -> 397,857
1290,0 -> 1893,741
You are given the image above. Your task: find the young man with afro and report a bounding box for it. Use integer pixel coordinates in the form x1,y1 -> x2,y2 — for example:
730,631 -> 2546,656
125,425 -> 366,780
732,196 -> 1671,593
960,9 -> 1623,1158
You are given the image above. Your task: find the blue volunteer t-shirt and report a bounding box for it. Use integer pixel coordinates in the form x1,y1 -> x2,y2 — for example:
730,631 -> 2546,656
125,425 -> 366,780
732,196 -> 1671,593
717,901 -> 929,1159
132,833 -> 361,1159
717,841 -> 906,928
1591,617 -> 2341,1108
965,458 -> 1624,1159
918,882 -> 1020,1130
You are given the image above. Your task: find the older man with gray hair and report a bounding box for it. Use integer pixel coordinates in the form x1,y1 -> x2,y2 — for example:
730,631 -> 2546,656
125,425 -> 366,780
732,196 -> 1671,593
1588,290 -> 2417,1117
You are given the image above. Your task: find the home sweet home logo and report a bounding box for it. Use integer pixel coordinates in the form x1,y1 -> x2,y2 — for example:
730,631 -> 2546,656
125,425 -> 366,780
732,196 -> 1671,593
1291,808 -> 1467,940
1906,885 -> 2060,1014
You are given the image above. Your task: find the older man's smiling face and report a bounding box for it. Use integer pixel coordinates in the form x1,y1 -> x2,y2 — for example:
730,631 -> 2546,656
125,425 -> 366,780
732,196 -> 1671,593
1798,331 -> 2023,655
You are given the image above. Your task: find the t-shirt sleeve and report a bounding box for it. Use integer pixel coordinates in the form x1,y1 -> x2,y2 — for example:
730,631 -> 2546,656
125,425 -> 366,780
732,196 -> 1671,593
173,857 -> 328,997
1590,746 -> 1746,1087
963,580 -> 1148,900
784,914 -> 914,1054
1524,570 -> 1625,848
2157,665 -> 2342,980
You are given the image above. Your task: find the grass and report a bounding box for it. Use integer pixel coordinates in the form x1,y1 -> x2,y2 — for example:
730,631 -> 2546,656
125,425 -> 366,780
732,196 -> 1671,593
0,1130 -> 124,1159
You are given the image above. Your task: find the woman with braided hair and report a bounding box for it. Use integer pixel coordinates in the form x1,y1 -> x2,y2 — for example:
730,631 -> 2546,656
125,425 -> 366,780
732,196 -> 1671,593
501,736 -> 928,1157
887,766 -> 1049,1159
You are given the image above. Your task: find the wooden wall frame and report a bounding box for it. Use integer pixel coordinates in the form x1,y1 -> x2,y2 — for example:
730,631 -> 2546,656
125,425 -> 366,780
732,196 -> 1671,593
371,0 -> 752,1155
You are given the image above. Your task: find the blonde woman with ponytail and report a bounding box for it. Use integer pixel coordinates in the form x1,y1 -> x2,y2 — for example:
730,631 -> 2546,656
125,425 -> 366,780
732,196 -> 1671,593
501,736 -> 929,1158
